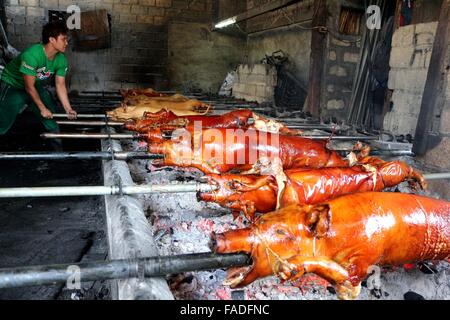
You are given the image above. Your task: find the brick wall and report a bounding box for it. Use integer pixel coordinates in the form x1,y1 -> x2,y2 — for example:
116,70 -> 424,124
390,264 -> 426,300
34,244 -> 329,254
383,22 -> 438,136
3,0 -> 213,91
232,63 -> 276,103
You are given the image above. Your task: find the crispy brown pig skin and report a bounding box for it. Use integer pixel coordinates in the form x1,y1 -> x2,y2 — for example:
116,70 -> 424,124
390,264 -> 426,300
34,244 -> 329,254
212,192 -> 450,299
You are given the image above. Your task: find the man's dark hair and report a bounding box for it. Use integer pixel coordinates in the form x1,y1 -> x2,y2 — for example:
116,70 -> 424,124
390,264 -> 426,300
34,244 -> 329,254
42,21 -> 68,44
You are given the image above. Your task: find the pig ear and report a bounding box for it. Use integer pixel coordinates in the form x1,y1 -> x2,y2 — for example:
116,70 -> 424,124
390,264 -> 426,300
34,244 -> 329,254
304,204 -> 331,238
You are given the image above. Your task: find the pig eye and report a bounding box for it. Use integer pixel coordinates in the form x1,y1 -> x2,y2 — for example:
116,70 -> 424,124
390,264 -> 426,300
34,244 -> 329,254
276,229 -> 286,235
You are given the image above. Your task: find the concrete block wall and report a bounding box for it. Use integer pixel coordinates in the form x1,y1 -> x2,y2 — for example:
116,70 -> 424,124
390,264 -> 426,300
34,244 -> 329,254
420,36 -> 450,201
383,22 -> 438,136
245,0 -> 313,96
3,0 -> 213,91
320,0 -> 361,120
167,21 -> 246,93
232,63 -> 276,103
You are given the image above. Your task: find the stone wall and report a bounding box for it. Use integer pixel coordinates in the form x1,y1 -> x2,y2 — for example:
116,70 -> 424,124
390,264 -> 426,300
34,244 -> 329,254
232,63 -> 276,103
167,21 -> 246,93
3,0 -> 213,91
383,22 -> 438,136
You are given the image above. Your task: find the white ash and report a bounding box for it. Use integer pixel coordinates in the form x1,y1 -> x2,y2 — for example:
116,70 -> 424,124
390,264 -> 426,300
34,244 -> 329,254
121,139 -> 449,300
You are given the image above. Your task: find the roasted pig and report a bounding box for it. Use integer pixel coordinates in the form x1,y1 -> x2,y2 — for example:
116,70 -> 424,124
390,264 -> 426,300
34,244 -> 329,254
148,128 -> 362,174
197,160 -> 427,221
212,192 -> 450,299
107,100 -> 211,121
120,87 -> 166,98
123,93 -> 189,106
124,109 -> 302,136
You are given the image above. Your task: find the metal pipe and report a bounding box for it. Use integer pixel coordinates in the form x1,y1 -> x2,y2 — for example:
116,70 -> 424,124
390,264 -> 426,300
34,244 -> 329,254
0,183 -> 217,198
56,120 -> 123,126
52,113 -> 109,119
0,253 -> 250,289
370,150 -> 415,156
423,173 -> 450,180
56,120 -> 346,131
42,132 -> 378,141
0,151 -> 162,161
41,133 -> 139,140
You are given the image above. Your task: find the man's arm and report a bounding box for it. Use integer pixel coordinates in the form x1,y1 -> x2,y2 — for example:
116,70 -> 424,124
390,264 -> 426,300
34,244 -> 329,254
23,74 -> 53,119
55,76 -> 77,119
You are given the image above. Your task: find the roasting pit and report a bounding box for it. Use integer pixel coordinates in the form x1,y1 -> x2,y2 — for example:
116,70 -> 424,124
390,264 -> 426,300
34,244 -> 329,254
107,137 -> 449,301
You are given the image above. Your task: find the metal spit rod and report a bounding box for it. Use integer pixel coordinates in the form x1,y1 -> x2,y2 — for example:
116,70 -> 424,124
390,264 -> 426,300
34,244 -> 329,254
0,149 -> 416,161
0,253 -> 250,289
53,113 -> 110,119
0,173 -> 448,199
56,120 -> 348,131
53,113 -> 321,124
41,132 -> 141,139
0,183 -> 216,198
56,120 -> 124,126
41,132 -> 380,141
0,151 -> 161,161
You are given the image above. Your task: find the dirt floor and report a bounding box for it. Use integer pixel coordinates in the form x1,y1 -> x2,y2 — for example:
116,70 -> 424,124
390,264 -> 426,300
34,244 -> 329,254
0,109 -> 110,300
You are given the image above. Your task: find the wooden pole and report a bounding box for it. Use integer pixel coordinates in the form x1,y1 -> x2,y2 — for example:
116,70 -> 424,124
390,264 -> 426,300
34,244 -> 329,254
413,0 -> 450,155
306,0 -> 327,117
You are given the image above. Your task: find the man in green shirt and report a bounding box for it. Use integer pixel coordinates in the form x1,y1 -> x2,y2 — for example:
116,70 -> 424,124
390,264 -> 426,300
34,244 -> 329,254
0,21 -> 77,138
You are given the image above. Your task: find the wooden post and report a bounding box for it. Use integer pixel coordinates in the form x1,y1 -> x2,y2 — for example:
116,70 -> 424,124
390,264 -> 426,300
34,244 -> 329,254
413,0 -> 450,155
307,0 -> 327,117
394,0 -> 403,29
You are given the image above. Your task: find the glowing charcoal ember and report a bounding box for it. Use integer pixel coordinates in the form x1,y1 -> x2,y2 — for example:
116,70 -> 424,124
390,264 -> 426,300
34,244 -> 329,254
137,141 -> 147,148
197,219 -> 215,232
215,287 -> 232,300
403,264 -> 416,271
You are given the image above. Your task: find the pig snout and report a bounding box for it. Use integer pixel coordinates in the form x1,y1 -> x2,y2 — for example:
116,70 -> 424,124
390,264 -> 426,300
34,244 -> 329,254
212,228 -> 253,254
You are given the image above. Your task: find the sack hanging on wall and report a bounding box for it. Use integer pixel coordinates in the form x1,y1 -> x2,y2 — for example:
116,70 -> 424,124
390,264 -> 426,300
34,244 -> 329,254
219,71 -> 236,97
72,9 -> 111,51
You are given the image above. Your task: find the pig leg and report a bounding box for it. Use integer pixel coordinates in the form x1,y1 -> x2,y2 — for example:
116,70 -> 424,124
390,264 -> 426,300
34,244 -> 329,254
275,255 -> 361,300
224,200 -> 257,221
229,176 -> 275,192
408,168 -> 427,190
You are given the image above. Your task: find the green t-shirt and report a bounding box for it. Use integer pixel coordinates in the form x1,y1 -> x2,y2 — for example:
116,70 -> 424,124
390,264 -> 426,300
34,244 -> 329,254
1,43 -> 68,89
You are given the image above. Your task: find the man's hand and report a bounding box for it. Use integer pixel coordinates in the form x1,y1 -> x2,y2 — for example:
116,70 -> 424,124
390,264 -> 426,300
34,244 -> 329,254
66,109 -> 77,120
40,108 -> 53,119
